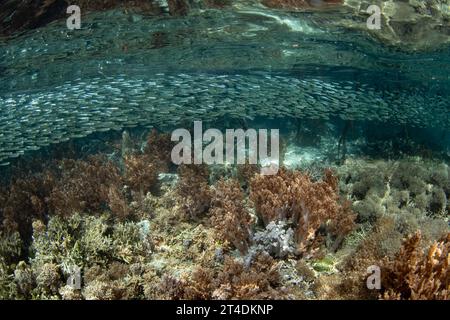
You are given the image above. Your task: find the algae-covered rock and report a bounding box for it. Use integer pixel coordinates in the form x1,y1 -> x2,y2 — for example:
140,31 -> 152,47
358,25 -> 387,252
312,255 -> 337,273
341,0 -> 450,50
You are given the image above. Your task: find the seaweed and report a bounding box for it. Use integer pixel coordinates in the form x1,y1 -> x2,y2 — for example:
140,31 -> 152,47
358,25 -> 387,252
339,158 -> 450,223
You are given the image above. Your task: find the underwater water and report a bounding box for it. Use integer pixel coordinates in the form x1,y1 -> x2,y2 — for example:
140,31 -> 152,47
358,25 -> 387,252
0,3 -> 449,300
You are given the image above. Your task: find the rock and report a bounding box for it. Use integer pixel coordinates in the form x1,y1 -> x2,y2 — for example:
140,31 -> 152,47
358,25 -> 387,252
158,173 -> 179,187
183,238 -> 193,248
214,247 -> 224,262
252,221 -> 296,258
339,0 -> 450,50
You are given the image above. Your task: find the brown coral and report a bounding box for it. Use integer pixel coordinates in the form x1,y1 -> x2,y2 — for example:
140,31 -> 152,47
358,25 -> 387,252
162,252 -> 287,300
381,231 -> 449,300
326,215 -> 403,300
236,162 -> 260,190
212,253 -> 285,299
144,129 -> 173,173
124,154 -> 158,195
107,186 -> 130,221
1,170 -> 56,237
209,179 -> 252,253
47,156 -> 122,216
176,164 -> 211,219
250,168 -> 355,256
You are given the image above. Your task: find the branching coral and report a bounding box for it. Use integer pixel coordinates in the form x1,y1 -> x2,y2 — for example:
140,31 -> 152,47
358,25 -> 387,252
0,231 -> 22,299
48,156 -> 122,217
236,162 -> 260,189
6,212 -> 155,299
176,164 -> 211,219
209,179 -> 252,253
124,154 -> 158,195
31,213 -> 151,274
31,214 -> 109,272
1,171 -> 55,237
144,129 -> 173,173
34,262 -> 62,298
212,253 -> 286,299
250,168 -> 355,256
107,186 -> 130,221
82,262 -> 146,300
159,252 -> 288,300
381,231 -> 449,300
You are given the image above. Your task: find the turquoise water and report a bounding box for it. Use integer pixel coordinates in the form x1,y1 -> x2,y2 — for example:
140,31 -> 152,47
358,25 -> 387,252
0,5 -> 449,301
0,8 -> 449,165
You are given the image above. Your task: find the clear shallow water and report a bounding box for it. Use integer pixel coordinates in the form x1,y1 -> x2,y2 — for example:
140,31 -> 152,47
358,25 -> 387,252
0,8 -> 449,165
0,6 -> 449,301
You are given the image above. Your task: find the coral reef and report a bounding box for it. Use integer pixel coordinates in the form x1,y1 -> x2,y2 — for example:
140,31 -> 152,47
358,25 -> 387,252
143,129 -> 173,173
381,231 -> 449,300
1,212 -> 153,299
158,252 -> 289,300
338,158 -> 450,223
176,164 -> 212,219
317,211 -> 448,299
1,172 -> 55,238
252,221 -> 296,258
250,168 -> 355,256
124,155 -> 158,195
209,179 -> 253,253
0,130 -> 176,238
48,156 -> 122,217
0,129 -> 448,300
